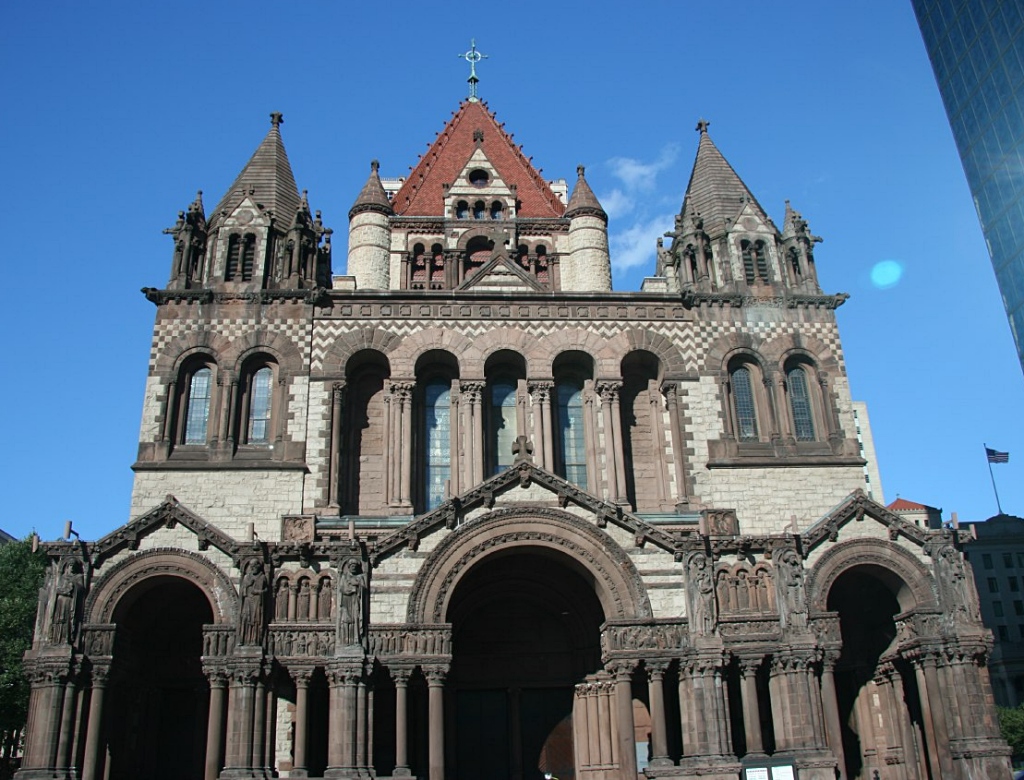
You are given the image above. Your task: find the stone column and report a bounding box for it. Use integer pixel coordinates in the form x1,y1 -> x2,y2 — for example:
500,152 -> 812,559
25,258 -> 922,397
382,387 -> 392,506
392,669 -> 412,777
463,382 -> 485,488
291,668 -> 313,777
223,665 -> 259,777
54,671 -> 78,773
583,382 -> 599,490
917,652 -> 954,778
596,676 -> 614,766
251,677 -> 267,771
645,661 -> 672,767
326,665 -> 345,776
529,381 -> 554,470
608,661 -> 638,779
424,666 -> 448,780
819,651 -> 846,777
328,382 -> 345,508
355,676 -> 368,773
203,668 -> 227,780
736,655 -> 765,756
449,382 -> 461,496
81,664 -> 110,780
572,683 -> 591,771
397,382 -> 414,510
647,382 -> 669,506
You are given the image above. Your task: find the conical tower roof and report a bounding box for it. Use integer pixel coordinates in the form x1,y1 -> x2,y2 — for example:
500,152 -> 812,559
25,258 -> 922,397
679,120 -> 770,236
390,101 -> 565,218
565,165 -> 606,220
211,112 -> 302,227
349,160 -> 394,218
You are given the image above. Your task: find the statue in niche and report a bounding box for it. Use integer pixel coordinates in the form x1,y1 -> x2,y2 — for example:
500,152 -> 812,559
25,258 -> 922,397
337,559 -> 367,648
773,548 -> 807,628
45,557 -> 87,646
238,559 -> 268,646
686,553 -> 716,636
296,579 -> 311,620
318,577 -> 334,621
274,578 -> 289,621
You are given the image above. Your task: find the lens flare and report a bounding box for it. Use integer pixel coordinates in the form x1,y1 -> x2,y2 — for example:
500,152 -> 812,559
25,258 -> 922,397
870,260 -> 903,289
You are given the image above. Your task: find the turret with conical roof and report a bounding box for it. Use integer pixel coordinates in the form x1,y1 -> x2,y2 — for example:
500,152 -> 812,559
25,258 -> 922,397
662,120 -> 820,295
564,165 -> 611,292
347,160 -> 394,290
164,113 -> 331,291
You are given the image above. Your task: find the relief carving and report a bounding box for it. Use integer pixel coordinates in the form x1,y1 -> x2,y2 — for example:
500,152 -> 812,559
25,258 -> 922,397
337,558 -> 368,650
686,552 -> 716,636
773,547 -> 808,629
238,558 -> 268,646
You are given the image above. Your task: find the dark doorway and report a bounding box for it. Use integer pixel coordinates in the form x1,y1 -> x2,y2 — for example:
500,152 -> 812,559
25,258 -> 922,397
106,576 -> 214,780
447,550 -> 605,780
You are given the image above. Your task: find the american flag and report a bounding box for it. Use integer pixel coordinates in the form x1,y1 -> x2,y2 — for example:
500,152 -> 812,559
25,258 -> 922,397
986,447 -> 1010,464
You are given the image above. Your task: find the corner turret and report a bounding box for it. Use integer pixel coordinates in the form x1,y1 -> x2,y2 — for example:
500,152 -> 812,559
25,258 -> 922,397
563,165 -> 611,292
347,160 -> 394,290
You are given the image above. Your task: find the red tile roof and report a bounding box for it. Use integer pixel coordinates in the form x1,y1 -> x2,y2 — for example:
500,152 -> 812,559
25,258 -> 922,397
886,498 -> 938,512
390,101 -> 565,219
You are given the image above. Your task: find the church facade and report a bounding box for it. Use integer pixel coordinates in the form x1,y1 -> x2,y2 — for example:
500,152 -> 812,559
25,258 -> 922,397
16,99 -> 1010,780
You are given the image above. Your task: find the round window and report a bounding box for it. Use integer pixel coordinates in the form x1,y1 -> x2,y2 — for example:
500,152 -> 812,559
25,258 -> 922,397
468,169 -> 489,187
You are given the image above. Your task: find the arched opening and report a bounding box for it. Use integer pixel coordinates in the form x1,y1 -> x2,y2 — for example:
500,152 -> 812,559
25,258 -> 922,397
462,235 -> 493,283
343,349 -> 391,514
553,351 -> 594,489
415,350 -> 460,512
620,350 -> 664,511
446,549 -> 605,780
485,350 -> 527,475
106,576 -> 215,780
827,566 -> 930,780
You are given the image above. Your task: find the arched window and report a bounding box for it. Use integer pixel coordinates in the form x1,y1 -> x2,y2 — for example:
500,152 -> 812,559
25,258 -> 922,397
183,367 -> 212,444
424,379 -> 451,510
247,367 -> 273,444
730,364 -> 759,441
787,364 -> 816,441
456,201 -> 469,219
240,233 -> 256,281
473,201 -> 486,220
490,201 -> 503,219
225,234 -> 241,281
556,380 -> 587,487
741,239 -> 769,284
489,380 -> 517,474
225,233 -> 256,281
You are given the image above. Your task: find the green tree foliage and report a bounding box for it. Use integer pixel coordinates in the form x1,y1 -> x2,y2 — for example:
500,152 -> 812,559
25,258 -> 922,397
0,540 -> 46,774
999,704 -> 1024,760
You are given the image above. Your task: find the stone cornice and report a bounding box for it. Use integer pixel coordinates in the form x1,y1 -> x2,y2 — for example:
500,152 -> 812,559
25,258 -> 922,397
142,287 -> 328,306
682,288 -> 849,310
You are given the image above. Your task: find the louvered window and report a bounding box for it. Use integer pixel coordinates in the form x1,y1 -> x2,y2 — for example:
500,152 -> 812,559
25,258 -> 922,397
424,380 -> 451,510
184,368 -> 212,444
731,366 -> 758,441
225,235 -> 241,281
787,367 -> 815,441
241,234 -> 256,281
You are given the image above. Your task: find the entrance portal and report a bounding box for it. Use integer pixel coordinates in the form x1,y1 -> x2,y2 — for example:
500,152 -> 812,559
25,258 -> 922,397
106,576 -> 214,780
448,550 -> 605,780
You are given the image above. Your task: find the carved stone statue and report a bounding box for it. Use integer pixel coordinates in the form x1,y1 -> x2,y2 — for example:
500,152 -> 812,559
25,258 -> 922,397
46,557 -> 86,645
773,548 -> 807,628
337,559 -> 367,649
239,559 -> 268,646
686,553 -> 716,636
936,544 -> 979,625
297,578 -> 311,619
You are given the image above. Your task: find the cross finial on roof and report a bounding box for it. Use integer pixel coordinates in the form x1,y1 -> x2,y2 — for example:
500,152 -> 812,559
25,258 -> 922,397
473,129 -> 484,145
695,118 -> 710,134
577,165 -> 586,177
270,112 -> 283,128
457,39 -> 489,102
371,159 -> 380,173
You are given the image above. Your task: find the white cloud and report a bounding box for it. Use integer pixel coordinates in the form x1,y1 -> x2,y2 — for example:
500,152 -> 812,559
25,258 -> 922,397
609,212 -> 676,272
600,188 -> 634,219
606,143 -> 681,192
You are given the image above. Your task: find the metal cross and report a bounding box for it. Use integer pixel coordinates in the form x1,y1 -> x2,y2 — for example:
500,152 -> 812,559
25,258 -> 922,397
457,39 -> 488,102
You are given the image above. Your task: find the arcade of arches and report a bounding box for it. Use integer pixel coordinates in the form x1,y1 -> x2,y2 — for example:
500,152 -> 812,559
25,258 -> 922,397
17,502 -> 1011,780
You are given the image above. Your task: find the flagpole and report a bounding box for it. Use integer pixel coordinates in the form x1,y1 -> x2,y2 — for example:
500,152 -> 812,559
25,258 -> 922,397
985,443 -> 1005,515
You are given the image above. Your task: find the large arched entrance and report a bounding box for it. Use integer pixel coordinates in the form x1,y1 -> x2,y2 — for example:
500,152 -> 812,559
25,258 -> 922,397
826,564 -> 930,780
447,548 -> 605,780
106,576 -> 214,780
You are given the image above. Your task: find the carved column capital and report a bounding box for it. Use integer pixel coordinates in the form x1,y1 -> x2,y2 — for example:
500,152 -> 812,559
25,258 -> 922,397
390,666 -> 413,686
645,660 -> 669,680
596,380 -> 622,402
290,666 -> 315,686
423,665 -> 449,686
604,658 -> 637,682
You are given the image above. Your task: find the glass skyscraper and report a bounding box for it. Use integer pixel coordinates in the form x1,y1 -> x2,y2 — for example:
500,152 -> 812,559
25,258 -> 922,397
912,0 -> 1024,375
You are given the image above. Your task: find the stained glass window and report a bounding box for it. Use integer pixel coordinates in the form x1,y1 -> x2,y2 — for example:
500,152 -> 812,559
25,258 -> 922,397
731,366 -> 758,441
424,380 -> 451,510
184,368 -> 211,444
787,367 -> 815,441
248,367 -> 273,444
557,380 -> 587,488
490,380 -> 517,474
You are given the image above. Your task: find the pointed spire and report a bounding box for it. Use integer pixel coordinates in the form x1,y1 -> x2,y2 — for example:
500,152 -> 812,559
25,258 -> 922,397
565,165 -> 607,220
349,159 -> 394,219
211,112 -> 302,226
678,119 -> 770,237
782,200 -> 799,239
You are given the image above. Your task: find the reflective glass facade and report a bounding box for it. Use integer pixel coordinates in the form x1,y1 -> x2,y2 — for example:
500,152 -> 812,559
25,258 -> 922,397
913,0 -> 1024,374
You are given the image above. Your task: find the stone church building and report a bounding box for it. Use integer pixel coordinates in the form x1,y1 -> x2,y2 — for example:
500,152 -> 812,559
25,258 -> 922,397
17,98 -> 1010,780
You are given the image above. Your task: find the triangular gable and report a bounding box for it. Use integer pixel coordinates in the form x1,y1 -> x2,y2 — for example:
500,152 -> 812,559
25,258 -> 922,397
801,490 -> 938,554
391,101 -> 565,218
220,195 -> 273,229
456,248 -> 544,292
369,460 -> 680,563
90,497 -> 240,565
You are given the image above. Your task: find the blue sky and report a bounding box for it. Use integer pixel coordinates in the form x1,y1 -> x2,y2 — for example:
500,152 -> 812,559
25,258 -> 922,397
1,1 -> 1021,541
